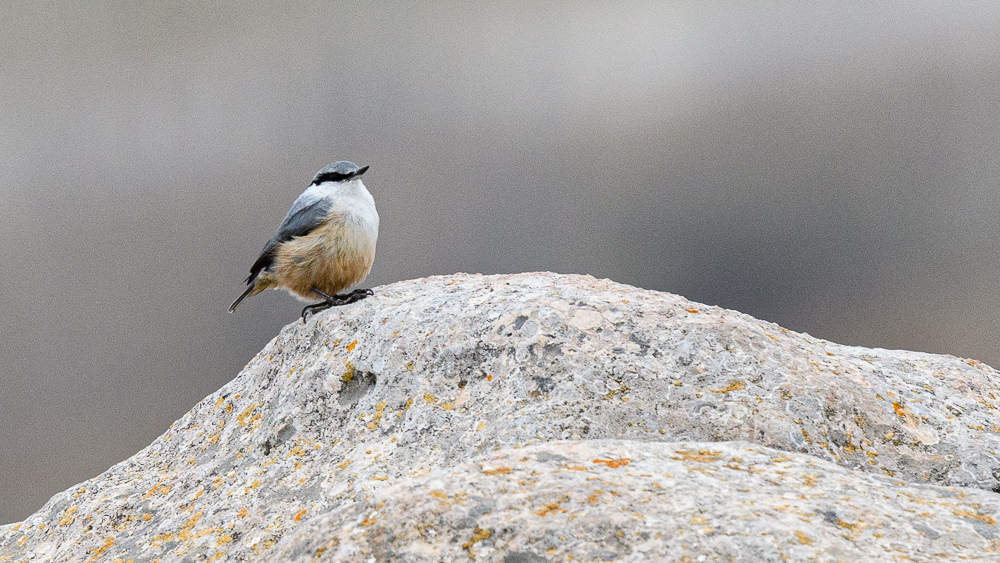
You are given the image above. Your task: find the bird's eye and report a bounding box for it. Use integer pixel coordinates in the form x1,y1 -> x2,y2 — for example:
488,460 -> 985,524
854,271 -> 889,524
313,171 -> 351,184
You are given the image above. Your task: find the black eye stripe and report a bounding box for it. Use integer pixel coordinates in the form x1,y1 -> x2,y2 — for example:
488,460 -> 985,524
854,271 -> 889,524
312,171 -> 353,184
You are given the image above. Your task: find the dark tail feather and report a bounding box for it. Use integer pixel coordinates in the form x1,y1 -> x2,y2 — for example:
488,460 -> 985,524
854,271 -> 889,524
228,283 -> 256,313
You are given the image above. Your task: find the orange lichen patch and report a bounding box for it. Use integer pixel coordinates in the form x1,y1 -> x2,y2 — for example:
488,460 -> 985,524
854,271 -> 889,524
206,552 -> 227,562
430,490 -> 449,499
710,381 -> 746,394
623,508 -> 646,520
366,400 -> 388,430
342,361 -> 356,383
565,465 -> 587,471
802,474 -> 818,487
795,530 -> 814,544
142,513 -> 152,521
237,508 -> 249,518
252,538 -> 278,554
482,467 -> 513,476
371,475 -> 389,481
17,535 -> 28,546
891,401 -> 921,428
218,534 -> 233,545
892,401 -> 909,418
248,413 -> 263,429
672,450 -> 722,463
236,404 -> 258,427
441,402 -> 455,410
691,515 -> 708,525
686,309 -> 699,314
153,532 -> 177,544
178,512 -> 204,541
836,517 -> 866,539
337,460 -> 352,470
226,403 -> 233,415
189,527 -> 217,541
476,421 -> 486,432
423,394 -> 439,405
462,527 -> 491,550
86,538 -> 114,562
534,503 -> 567,517
59,506 -> 79,526
361,514 -> 377,527
592,458 -> 630,468
73,488 -> 87,498
954,509 -> 996,525
214,396 -> 226,409
346,340 -> 358,353
765,333 -> 780,341
405,360 -> 414,371
142,483 -> 173,500
801,429 -> 813,443
841,436 -> 861,454
294,509 -> 307,522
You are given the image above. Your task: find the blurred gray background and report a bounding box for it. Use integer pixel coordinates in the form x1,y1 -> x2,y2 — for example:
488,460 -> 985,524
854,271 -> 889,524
2,1 -> 999,524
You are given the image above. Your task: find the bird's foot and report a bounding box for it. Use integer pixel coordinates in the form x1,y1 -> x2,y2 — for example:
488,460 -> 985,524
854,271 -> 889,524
301,288 -> 375,323
301,301 -> 336,323
344,288 -> 375,302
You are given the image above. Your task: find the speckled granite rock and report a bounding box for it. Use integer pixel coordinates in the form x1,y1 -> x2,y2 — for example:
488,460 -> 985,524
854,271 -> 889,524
277,440 -> 1000,562
3,272 -> 1000,562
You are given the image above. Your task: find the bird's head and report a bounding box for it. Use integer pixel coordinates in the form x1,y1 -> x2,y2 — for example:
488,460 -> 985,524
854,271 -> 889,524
311,161 -> 370,185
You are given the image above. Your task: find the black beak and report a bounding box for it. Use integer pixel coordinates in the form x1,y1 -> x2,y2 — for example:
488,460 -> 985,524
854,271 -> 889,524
354,165 -> 370,177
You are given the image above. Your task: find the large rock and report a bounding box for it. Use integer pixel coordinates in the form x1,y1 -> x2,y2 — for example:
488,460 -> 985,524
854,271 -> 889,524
3,272 -> 1000,561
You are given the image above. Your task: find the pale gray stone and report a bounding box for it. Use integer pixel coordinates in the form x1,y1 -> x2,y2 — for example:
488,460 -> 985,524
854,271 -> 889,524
3,272 -> 1000,561
278,440 -> 1000,562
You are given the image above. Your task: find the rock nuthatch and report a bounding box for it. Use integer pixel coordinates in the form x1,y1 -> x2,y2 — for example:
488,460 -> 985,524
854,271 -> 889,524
229,161 -> 379,322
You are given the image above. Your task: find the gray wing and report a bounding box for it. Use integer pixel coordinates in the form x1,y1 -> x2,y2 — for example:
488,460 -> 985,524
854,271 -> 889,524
245,193 -> 333,284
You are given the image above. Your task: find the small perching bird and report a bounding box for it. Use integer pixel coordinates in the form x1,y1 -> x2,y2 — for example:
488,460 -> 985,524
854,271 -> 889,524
229,161 -> 379,322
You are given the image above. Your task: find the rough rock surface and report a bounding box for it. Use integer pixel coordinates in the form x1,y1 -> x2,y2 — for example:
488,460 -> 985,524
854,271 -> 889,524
280,440 -> 1000,562
3,272 -> 1000,562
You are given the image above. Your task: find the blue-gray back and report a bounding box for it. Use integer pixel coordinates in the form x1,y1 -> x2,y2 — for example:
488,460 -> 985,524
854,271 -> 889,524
245,188 -> 333,284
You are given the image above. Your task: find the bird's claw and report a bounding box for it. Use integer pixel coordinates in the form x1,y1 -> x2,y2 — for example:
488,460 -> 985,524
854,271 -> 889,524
301,302 -> 332,323
301,289 -> 374,323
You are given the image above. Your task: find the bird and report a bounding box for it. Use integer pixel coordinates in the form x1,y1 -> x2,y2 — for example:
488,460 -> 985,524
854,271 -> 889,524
229,161 -> 379,322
